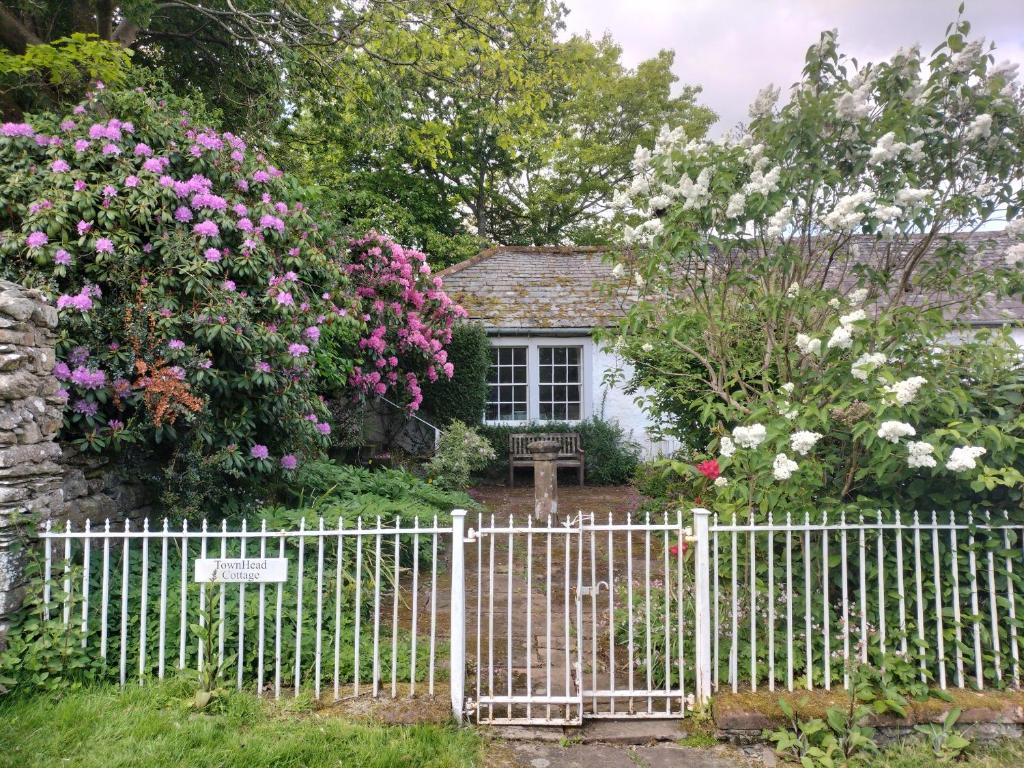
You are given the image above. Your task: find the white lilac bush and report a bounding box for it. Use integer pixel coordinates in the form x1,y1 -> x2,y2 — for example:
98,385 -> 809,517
608,18 -> 1024,517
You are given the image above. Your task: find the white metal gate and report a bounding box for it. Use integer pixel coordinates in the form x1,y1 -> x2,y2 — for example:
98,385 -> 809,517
465,511 -> 696,725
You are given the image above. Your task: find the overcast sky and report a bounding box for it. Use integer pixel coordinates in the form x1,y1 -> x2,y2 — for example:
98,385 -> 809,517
559,0 -> 1024,134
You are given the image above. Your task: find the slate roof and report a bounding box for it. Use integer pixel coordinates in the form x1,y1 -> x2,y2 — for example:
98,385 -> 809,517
437,246 -> 634,331
438,234 -> 1024,331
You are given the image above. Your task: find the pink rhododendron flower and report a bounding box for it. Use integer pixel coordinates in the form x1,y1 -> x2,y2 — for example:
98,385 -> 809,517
26,231 -> 48,248
280,454 -> 298,470
95,237 -> 114,253
250,444 -> 269,460
51,159 -> 70,173
193,220 -> 219,238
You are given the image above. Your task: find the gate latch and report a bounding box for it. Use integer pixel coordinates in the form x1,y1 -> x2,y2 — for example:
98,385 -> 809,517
578,580 -> 609,597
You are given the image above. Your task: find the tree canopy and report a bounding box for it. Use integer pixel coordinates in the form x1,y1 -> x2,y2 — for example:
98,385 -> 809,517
1,1 -> 714,262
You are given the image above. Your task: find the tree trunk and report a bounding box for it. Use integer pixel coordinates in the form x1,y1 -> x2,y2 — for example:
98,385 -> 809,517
96,0 -> 113,40
0,6 -> 42,53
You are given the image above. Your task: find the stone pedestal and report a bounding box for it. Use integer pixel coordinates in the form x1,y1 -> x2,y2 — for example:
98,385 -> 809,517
529,440 -> 561,522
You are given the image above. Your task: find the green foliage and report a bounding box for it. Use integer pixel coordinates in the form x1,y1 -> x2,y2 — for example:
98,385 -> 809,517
0,546 -> 105,695
914,709 -> 971,762
632,458 -> 690,503
0,34 -> 131,114
0,682 -> 482,768
421,323 -> 490,426
426,421 -> 496,491
479,417 -> 641,485
281,460 -> 479,524
766,661 -> 970,767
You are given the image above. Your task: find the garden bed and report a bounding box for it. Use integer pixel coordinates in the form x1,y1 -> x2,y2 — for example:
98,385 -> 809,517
712,688 -> 1024,744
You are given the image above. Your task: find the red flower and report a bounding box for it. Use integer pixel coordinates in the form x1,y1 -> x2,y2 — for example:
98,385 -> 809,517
696,459 -> 720,481
670,539 -> 690,557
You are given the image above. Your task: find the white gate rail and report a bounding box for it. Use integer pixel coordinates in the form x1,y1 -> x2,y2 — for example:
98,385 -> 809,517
36,506 -> 1024,724
40,510 -> 466,715
706,509 -> 1024,697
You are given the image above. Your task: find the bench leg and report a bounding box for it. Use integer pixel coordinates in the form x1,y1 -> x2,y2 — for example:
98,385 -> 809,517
578,463 -> 584,486
509,462 -> 514,488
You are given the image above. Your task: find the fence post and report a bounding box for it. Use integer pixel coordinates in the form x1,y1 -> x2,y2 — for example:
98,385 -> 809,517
449,509 -> 467,723
693,507 -> 712,706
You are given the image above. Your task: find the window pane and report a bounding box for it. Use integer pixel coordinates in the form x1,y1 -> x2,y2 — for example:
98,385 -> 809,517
538,346 -> 582,421
486,346 -> 528,421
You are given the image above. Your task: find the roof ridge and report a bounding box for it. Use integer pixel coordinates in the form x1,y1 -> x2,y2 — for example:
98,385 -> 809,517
436,244 -> 613,278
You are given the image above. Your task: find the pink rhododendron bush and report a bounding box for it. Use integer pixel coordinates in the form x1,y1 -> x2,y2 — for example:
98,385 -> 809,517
0,77 -> 462,486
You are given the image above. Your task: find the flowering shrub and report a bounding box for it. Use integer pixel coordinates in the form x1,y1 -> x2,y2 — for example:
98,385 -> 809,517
426,420 -> 496,490
0,76 -> 461,486
609,18 -> 1024,516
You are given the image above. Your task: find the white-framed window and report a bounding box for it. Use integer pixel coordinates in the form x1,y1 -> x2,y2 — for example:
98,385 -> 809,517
486,345 -> 528,421
538,346 -> 582,420
483,337 -> 591,424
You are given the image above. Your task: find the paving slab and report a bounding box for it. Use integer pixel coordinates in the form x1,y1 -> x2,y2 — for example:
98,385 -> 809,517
500,742 -> 757,768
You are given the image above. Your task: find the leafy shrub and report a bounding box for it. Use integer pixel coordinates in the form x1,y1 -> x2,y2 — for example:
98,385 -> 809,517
631,458 -> 689,501
420,323 -> 490,426
480,417 -> 641,485
0,74 -> 464,494
281,459 -> 479,523
426,421 -> 496,490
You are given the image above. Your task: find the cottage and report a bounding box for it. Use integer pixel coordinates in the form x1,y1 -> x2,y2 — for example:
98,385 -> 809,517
439,235 -> 1024,455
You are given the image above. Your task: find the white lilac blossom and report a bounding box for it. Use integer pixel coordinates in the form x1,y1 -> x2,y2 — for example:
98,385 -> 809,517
945,445 -> 986,472
732,424 -> 767,449
838,309 -> 866,326
714,476 -> 729,488
789,431 -> 823,456
868,132 -> 907,164
966,113 -> 993,141
847,288 -> 868,305
749,84 -> 781,119
835,85 -> 871,119
1006,243 -> 1024,267
896,188 -> 933,207
877,420 -> 916,443
719,436 -> 736,457
772,453 -> 799,480
641,342 -> 654,352
767,205 -> 792,237
743,166 -> 781,197
827,324 -> 853,350
726,192 -> 746,218
780,382 -> 795,395
885,376 -> 927,406
781,405 -> 798,420
851,352 -> 887,380
907,441 -> 937,468
872,204 -> 903,224
823,191 -> 874,230
785,281 -> 800,298
796,333 -> 822,356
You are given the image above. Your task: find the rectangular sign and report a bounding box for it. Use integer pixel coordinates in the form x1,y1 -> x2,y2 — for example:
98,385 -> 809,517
194,558 -> 288,583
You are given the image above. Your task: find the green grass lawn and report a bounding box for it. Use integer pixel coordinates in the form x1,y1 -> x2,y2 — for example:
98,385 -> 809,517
866,739 -> 1024,768
0,681 -> 481,768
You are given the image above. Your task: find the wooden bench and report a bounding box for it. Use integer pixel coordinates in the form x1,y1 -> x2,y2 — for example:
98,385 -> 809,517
508,433 -> 585,487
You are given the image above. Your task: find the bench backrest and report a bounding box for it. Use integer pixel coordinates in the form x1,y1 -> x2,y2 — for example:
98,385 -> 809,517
509,432 -> 581,458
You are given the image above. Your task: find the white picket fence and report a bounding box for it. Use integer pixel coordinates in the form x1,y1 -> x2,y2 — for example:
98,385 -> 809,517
37,507 -> 1024,725
40,512 -> 464,713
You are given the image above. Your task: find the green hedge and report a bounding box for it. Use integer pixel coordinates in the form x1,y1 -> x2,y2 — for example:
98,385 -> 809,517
479,417 -> 641,485
420,322 -> 490,426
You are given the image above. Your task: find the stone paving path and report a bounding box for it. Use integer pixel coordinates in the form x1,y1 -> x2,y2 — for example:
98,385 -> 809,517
490,741 -> 761,768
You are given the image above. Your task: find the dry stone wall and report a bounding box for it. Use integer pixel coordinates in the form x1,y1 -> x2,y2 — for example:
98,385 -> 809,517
0,280 -> 153,641
0,279 -> 64,636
